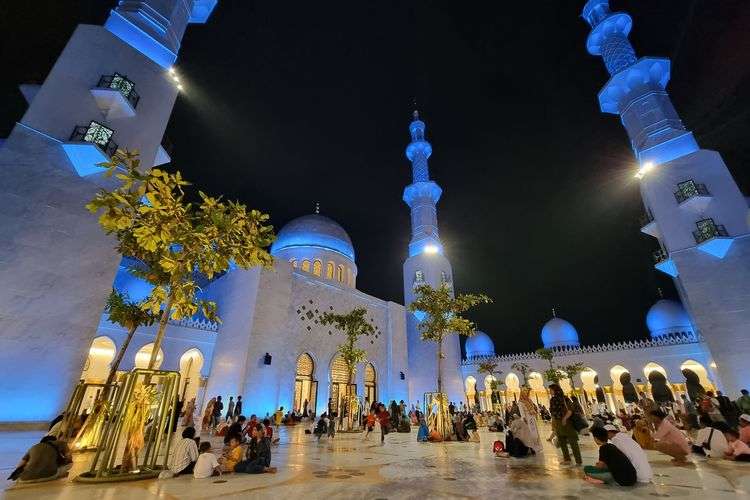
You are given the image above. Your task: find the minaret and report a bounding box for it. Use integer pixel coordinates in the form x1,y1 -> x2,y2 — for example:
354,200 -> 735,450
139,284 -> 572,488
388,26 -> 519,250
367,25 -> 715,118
0,0 -> 218,424
582,0 -> 750,393
402,111 -> 464,405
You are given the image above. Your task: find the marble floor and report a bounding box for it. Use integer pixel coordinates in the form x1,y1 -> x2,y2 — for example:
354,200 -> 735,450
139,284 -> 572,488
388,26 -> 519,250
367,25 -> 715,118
2,423 -> 749,499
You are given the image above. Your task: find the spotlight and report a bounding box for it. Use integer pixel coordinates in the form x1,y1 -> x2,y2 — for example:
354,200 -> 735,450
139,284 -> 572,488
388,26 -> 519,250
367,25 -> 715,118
176,84 -> 183,91
634,161 -> 654,179
172,76 -> 180,83
424,244 -> 438,254
168,67 -> 176,75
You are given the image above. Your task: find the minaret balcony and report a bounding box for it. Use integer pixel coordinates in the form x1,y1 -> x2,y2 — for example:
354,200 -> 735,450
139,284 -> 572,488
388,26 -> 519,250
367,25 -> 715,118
653,248 -> 678,277
90,73 -> 139,120
674,180 -> 711,212
61,121 -> 119,176
639,211 -> 659,238
692,218 -> 733,258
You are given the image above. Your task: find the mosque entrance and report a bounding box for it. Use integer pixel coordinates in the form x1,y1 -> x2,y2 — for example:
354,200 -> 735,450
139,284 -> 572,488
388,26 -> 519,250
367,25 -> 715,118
293,353 -> 318,416
364,363 -> 377,406
329,354 -> 356,418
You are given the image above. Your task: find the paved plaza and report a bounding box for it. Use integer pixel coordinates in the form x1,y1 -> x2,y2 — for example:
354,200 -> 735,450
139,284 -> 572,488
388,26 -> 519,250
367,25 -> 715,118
2,423 -> 749,499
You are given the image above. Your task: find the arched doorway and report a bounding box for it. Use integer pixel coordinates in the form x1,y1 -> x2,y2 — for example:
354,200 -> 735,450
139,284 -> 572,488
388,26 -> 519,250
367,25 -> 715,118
329,354 -> 355,416
134,343 -> 163,370
528,372 -> 547,407
81,336 -> 116,383
364,363 -> 377,407
179,349 -> 204,403
580,367 -> 598,408
465,376 -> 477,408
680,359 -> 713,390
483,375 -> 497,410
644,362 -> 674,404
294,353 -> 318,416
505,373 -> 520,402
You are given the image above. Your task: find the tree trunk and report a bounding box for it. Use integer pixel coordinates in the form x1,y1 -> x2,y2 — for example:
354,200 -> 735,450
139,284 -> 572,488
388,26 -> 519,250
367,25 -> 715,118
105,324 -> 137,389
148,294 -> 174,370
437,338 -> 443,395
347,366 -> 355,431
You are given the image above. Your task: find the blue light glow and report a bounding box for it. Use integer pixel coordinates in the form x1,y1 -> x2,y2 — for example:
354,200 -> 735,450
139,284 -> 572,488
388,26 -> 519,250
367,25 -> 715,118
646,299 -> 694,338
61,142 -> 110,177
271,214 -> 355,261
465,331 -> 495,358
541,317 -> 580,349
105,10 -> 178,68
654,257 -> 679,277
696,236 -> 734,259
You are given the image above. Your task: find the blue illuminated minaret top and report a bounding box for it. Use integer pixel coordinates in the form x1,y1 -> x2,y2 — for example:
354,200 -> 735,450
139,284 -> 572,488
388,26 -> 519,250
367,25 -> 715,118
582,0 -> 699,166
403,110 -> 444,257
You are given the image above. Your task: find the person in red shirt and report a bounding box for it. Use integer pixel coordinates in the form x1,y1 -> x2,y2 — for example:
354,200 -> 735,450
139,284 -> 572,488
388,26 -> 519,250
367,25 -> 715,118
377,404 -> 390,445
363,410 -> 376,441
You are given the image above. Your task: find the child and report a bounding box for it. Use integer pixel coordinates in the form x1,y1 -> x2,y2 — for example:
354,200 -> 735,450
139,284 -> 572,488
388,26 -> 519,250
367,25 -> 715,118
363,411 -> 376,440
221,435 -> 243,472
584,426 -> 637,486
264,418 -> 280,445
194,442 -> 221,479
327,412 -> 337,439
724,429 -> 750,461
314,413 -> 328,442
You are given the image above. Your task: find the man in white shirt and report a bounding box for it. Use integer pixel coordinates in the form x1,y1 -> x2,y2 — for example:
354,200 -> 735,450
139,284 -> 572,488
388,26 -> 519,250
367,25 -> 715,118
604,424 -> 653,484
194,442 -> 221,479
692,416 -> 729,458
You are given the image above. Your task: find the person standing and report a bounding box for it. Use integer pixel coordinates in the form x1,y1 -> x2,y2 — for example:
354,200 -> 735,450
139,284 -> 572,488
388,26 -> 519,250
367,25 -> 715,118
377,404 -> 390,445
225,397 -> 235,423
234,396 -> 243,419
212,396 -> 224,431
549,383 -> 582,466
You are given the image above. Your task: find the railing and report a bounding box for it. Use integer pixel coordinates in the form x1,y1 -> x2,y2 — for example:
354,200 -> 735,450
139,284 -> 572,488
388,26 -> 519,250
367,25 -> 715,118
652,248 -> 668,264
69,122 -> 118,158
693,222 -> 728,244
674,182 -> 709,204
96,73 -> 140,109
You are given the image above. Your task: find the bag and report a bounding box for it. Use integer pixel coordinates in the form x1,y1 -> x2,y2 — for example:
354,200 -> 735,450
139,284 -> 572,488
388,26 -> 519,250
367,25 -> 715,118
493,440 -> 504,453
571,413 -> 588,432
702,428 -> 714,451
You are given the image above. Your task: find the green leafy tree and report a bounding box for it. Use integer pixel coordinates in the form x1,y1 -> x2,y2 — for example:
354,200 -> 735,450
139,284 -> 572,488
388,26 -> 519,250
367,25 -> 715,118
409,283 -> 492,396
536,347 -> 562,384
563,362 -> 586,396
87,151 -> 275,369
511,362 -> 531,387
103,289 -> 155,388
477,360 -> 503,407
320,307 -> 374,430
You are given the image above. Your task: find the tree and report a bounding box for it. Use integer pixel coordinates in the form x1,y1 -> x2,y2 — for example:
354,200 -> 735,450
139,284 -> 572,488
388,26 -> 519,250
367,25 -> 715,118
320,307 -> 373,430
409,283 -> 492,396
536,348 -> 562,384
511,362 -> 531,387
563,362 -> 586,396
87,152 -> 275,370
477,360 -> 503,408
103,289 -> 155,389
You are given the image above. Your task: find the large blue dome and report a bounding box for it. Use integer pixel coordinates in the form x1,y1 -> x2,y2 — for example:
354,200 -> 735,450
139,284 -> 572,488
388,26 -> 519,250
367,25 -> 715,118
541,317 -> 580,349
465,331 -> 495,359
646,299 -> 694,338
271,214 -> 355,261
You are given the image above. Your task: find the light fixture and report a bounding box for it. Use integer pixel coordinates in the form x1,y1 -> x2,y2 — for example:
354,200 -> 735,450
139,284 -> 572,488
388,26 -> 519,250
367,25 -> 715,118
176,84 -> 183,91
168,67 -> 176,75
634,161 -> 654,179
424,244 -> 438,254
710,361 -> 717,369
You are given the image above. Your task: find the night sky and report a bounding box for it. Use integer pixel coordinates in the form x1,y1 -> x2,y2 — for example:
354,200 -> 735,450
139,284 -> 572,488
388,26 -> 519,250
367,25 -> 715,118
2,1 -> 749,354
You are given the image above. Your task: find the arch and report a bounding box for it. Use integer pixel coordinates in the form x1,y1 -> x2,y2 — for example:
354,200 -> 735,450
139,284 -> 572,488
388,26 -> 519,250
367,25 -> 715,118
81,336 -> 116,383
610,365 -> 629,389
326,261 -> 334,279
643,362 -> 668,381
178,348 -> 204,403
557,371 -> 572,394
364,363 -> 377,405
528,372 -> 544,391
312,259 -> 322,276
290,259 -> 298,269
580,367 -> 597,391
134,342 -> 164,370
680,359 -> 711,388
301,259 -> 311,273
294,353 -> 317,414
329,353 -> 354,417
337,265 -> 344,283
464,376 -> 477,407
505,373 -> 520,401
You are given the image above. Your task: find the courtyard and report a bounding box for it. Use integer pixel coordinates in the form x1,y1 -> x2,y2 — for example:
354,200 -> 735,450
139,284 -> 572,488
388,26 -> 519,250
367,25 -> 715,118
3,423 -> 749,499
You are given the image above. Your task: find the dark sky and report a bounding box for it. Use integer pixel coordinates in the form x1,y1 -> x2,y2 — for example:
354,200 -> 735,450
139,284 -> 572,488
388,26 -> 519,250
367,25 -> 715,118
2,1 -> 749,354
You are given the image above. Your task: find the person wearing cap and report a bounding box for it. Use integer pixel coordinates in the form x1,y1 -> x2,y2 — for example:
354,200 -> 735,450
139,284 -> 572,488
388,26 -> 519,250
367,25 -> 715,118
584,426 -> 637,486
604,424 -> 653,483
739,414 -> 750,445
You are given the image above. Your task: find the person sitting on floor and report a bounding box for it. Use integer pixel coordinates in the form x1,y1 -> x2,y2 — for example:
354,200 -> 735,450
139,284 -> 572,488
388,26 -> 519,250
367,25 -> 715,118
8,435 -> 71,483
584,426 -> 637,486
234,423 -> 277,474
224,416 -> 247,444
313,413 -> 328,442
723,429 -> 750,462
650,409 -> 690,464
193,442 -> 221,479
169,426 -> 200,475
498,415 -> 533,458
739,414 -> 750,445
691,416 -> 729,458
604,424 -> 652,484
221,435 -> 243,472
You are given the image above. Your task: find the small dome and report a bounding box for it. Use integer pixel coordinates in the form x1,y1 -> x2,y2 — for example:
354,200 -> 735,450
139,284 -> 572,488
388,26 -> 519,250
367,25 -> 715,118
271,214 -> 355,261
465,331 -> 495,359
541,317 -> 580,349
646,299 -> 694,338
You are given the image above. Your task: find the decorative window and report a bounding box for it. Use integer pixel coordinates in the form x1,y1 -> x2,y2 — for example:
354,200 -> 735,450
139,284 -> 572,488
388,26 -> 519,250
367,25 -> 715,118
337,265 -> 344,283
83,121 -> 114,148
290,259 -> 298,269
326,262 -> 334,279
301,260 -> 311,272
414,270 -> 424,284
312,260 -> 322,276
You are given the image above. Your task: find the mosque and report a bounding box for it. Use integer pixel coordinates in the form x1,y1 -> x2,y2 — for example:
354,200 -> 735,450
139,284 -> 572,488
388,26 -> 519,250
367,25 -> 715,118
0,0 -> 747,426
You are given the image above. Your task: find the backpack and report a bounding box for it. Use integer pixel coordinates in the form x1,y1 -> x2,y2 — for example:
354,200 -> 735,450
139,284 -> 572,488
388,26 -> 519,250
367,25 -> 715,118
493,440 -> 504,453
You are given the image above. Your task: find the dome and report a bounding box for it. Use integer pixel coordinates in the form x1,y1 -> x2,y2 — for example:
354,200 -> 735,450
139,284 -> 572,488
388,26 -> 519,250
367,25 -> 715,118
646,299 -> 694,338
465,331 -> 495,359
541,317 -> 580,349
271,214 -> 355,261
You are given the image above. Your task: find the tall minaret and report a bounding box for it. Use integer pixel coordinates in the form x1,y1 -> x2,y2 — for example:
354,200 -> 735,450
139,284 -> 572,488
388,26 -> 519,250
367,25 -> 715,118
582,0 -> 750,393
402,111 -> 464,405
0,0 -> 218,424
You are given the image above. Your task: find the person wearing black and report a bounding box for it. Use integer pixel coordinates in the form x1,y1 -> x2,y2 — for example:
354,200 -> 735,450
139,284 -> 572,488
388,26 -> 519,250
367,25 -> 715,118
212,396 -> 223,429
224,416 -> 247,444
234,423 -> 277,474
584,427 -> 637,486
234,396 -> 243,418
